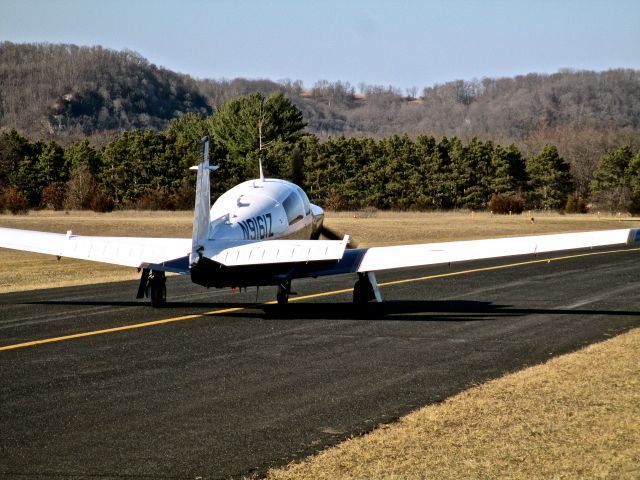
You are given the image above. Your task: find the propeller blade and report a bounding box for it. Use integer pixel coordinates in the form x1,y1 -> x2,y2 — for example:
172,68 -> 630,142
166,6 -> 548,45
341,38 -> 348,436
320,226 -> 358,248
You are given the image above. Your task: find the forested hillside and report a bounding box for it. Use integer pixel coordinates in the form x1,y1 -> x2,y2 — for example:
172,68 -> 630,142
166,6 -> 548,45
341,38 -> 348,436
2,42 -> 639,142
2,93 -> 640,216
1,42 -> 640,214
0,42 -> 211,137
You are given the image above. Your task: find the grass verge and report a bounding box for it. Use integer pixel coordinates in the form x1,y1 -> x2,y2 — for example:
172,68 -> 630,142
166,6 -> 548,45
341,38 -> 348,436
268,328 -> 640,479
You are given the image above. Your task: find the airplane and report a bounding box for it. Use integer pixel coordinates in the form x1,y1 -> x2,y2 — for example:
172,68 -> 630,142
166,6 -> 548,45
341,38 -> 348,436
1,136 -> 639,308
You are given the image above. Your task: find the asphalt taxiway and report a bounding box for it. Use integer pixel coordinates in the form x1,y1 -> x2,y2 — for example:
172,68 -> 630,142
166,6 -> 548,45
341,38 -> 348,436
1,247 -> 639,479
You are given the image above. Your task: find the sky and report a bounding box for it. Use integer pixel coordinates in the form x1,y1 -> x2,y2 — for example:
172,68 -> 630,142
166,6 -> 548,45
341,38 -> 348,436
1,0 -> 639,92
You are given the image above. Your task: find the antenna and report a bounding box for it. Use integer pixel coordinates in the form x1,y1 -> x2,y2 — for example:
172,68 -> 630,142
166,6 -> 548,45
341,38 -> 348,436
257,98 -> 273,183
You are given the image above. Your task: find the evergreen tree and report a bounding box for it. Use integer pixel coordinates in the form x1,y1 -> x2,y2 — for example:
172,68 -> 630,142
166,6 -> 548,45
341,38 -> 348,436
526,145 -> 574,209
302,135 -> 325,204
11,139 -> 50,207
207,92 -> 306,191
490,144 -> 526,196
626,151 -> 640,214
447,137 -> 469,208
209,92 -> 305,161
359,138 -> 383,208
379,135 -> 417,209
0,129 -> 31,192
413,135 -> 451,209
164,113 -> 209,171
456,138 -> 494,209
590,145 -> 633,212
36,141 -> 67,189
64,140 -> 101,175
626,150 -> 640,195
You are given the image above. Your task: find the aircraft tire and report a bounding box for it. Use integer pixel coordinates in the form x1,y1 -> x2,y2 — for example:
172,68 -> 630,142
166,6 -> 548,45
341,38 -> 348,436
150,271 -> 166,308
277,284 -> 289,305
151,283 -> 166,308
353,275 -> 373,304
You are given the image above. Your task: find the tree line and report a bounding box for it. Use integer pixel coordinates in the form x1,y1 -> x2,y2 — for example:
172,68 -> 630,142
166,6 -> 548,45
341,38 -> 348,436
3,42 -> 639,200
2,92 -> 639,215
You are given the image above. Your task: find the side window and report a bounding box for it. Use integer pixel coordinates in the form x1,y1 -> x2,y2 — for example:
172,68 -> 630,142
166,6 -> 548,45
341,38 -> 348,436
283,192 -> 304,225
298,187 -> 311,215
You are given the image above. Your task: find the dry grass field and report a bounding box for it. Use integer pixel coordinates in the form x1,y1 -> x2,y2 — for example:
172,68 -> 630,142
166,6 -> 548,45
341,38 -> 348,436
0,209 -> 637,293
268,328 -> 640,480
1,210 -> 638,477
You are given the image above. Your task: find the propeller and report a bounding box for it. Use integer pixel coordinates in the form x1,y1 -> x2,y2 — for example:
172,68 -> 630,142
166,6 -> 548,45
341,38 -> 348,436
320,225 -> 359,248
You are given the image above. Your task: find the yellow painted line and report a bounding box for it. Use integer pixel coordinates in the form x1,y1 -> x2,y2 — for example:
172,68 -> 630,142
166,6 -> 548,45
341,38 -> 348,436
284,247 -> 640,297
0,308 -> 243,352
287,287 -> 354,302
377,247 -> 640,288
1,246 -> 638,352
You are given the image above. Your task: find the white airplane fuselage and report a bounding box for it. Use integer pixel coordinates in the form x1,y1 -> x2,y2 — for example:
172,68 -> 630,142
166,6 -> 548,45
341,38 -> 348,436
188,176 -> 335,290
208,178 -> 324,242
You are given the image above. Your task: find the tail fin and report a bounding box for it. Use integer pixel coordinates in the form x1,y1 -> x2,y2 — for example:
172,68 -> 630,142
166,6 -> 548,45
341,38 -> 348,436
190,136 -> 218,265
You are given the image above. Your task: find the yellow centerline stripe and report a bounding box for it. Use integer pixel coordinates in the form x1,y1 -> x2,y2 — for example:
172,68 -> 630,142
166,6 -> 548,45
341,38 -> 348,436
1,247 -> 637,352
0,308 -> 243,351
377,247 -> 640,288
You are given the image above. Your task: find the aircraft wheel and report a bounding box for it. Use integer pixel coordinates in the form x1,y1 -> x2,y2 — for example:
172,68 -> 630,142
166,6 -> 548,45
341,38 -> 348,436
353,274 -> 374,304
150,271 -> 166,308
277,283 -> 289,305
151,283 -> 166,308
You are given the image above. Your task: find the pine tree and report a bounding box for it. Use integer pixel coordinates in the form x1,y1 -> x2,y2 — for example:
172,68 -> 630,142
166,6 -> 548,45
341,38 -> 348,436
526,145 -> 574,209
490,144 -> 526,196
209,93 -> 305,160
590,145 -> 633,212
0,129 -> 31,192
64,140 -> 101,175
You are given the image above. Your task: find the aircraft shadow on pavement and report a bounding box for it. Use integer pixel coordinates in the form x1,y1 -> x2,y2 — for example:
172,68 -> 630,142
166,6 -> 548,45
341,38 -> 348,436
23,299 -> 640,322
252,301 -> 640,322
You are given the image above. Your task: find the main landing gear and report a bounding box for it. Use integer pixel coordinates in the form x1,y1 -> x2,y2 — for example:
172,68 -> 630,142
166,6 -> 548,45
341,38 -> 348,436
276,280 -> 292,305
149,271 -> 167,308
137,271 -> 381,308
137,268 -> 166,308
353,272 -> 382,304
274,273 -> 382,306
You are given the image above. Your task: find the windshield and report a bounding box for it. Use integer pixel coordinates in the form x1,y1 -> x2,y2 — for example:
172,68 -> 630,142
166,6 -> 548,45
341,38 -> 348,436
282,191 -> 305,225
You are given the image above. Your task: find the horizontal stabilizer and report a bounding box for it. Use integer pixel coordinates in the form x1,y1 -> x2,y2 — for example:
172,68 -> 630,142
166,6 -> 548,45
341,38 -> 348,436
200,236 -> 350,267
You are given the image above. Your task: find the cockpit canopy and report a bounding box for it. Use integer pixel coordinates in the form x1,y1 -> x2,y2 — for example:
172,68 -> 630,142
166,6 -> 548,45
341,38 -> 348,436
211,178 -> 312,227
282,187 -> 310,225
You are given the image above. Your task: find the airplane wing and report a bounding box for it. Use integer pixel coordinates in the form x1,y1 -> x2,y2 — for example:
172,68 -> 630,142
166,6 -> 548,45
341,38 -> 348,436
0,227 -> 192,272
354,228 -> 640,273
2,226 -> 638,276
4,226 -> 637,270
1,224 -> 638,307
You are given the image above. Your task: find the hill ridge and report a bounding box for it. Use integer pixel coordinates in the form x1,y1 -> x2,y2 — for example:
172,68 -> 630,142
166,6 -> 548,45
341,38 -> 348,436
1,41 -> 639,142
